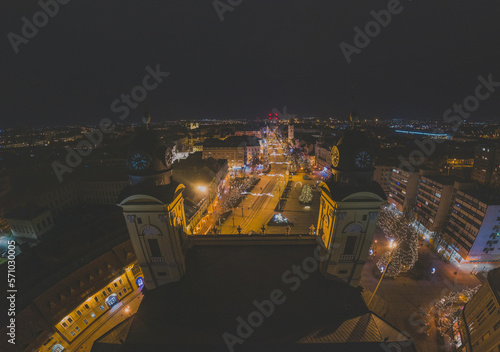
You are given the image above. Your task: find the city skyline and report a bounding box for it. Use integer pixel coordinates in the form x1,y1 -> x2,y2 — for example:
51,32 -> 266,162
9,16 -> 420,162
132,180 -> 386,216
1,1 -> 500,128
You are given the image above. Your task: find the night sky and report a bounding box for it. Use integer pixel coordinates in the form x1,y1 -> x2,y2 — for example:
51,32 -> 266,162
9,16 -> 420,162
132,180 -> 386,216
1,0 -> 500,128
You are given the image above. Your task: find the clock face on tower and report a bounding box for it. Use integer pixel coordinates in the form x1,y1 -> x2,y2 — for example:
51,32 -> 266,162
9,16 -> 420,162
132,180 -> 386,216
128,152 -> 151,171
355,151 -> 371,168
331,146 -> 340,167
165,147 -> 173,168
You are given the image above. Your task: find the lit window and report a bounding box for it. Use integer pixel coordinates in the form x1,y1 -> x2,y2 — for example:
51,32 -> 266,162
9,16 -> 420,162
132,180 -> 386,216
90,313 -> 96,318
75,326 -> 80,332
100,305 -> 105,311
70,331 -> 75,336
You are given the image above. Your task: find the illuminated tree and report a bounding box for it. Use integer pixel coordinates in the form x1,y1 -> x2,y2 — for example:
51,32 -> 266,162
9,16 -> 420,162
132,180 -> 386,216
376,206 -> 419,277
434,286 -> 480,336
299,184 -> 313,204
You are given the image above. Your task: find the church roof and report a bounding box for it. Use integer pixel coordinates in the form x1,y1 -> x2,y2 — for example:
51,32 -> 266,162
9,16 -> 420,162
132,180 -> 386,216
93,244 -> 414,351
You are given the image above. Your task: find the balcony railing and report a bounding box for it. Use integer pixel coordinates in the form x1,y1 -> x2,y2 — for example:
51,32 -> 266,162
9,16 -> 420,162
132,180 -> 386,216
150,257 -> 165,264
339,254 -> 355,262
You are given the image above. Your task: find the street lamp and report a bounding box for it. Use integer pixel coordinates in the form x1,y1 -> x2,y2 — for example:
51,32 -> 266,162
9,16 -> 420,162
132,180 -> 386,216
197,185 -> 207,193
367,242 -> 398,309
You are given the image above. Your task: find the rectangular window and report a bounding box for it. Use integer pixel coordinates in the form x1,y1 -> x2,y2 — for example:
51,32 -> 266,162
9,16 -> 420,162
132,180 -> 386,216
107,287 -> 112,293
119,279 -> 123,285
76,310 -> 82,317
100,305 -> 105,311
137,218 -> 142,224
114,283 -> 118,288
67,317 -> 73,324
83,319 -> 88,325
70,331 -> 75,337
123,288 -> 127,293
61,322 -> 68,329
118,291 -> 123,297
94,297 -> 99,303
148,239 -> 162,257
343,236 -> 357,255
338,269 -> 348,275
102,291 -> 107,297
75,326 -> 80,332
84,304 -> 90,310
90,312 -> 96,318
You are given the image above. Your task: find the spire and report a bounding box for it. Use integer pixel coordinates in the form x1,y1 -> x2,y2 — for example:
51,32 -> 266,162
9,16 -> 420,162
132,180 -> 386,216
142,111 -> 151,130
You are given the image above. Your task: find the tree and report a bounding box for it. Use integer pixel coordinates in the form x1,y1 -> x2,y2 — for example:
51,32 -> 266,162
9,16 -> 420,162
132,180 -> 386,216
299,184 -> 313,204
376,206 -> 419,277
434,286 -> 479,336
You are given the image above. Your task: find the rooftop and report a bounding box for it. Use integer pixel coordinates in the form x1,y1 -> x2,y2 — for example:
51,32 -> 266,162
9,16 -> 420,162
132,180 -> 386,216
93,244 -> 414,351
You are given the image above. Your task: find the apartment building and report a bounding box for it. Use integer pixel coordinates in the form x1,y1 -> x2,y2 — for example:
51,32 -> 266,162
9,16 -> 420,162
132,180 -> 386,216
443,186 -> 500,262
6,205 -> 54,241
388,168 -> 420,213
471,145 -> 495,185
373,164 -> 393,196
414,175 -> 454,237
456,267 -> 500,352
202,136 -> 260,169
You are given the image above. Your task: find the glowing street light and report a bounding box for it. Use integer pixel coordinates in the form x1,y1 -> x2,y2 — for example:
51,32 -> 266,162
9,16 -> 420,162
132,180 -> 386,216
197,185 -> 207,193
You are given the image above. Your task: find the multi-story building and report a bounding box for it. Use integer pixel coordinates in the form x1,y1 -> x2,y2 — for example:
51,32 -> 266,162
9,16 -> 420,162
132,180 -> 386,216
388,168 -> 420,213
414,175 -> 454,237
202,136 -> 260,170
489,146 -> 500,190
6,206 -> 54,241
443,185 -> 500,262
456,267 -> 500,352
471,145 -> 495,185
373,164 -> 393,196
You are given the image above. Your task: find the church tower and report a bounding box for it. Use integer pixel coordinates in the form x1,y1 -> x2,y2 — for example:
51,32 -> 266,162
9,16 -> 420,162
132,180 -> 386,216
316,127 -> 386,287
118,127 -> 187,290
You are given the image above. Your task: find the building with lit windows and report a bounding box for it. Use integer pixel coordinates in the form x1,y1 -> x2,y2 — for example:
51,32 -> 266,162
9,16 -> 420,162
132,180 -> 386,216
414,175 -> 454,237
388,168 -> 420,213
442,186 -> 500,262
6,205 -> 54,241
471,145 -> 495,185
373,164 -> 393,197
456,267 -> 500,352
202,136 -> 261,169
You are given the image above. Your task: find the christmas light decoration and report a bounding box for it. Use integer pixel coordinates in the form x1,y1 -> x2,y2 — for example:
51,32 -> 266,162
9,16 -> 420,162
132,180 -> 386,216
376,206 -> 419,277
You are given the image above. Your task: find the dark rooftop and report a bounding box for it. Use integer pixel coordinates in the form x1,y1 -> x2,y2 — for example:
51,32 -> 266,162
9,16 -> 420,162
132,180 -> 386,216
95,244 -> 414,351
6,205 -> 49,220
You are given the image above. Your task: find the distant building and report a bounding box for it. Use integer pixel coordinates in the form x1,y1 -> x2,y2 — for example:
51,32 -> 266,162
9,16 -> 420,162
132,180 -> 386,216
471,145 -> 495,185
442,185 -> 500,262
489,146 -> 500,190
6,206 -> 54,241
202,136 -> 260,170
288,123 -> 294,142
456,267 -> 500,352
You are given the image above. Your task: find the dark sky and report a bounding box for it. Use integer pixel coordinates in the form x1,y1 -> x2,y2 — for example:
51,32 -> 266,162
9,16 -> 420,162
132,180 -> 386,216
1,0 -> 500,128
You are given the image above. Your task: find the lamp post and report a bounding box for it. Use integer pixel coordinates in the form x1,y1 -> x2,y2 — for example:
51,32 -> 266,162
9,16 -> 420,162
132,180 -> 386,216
367,242 -> 397,309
